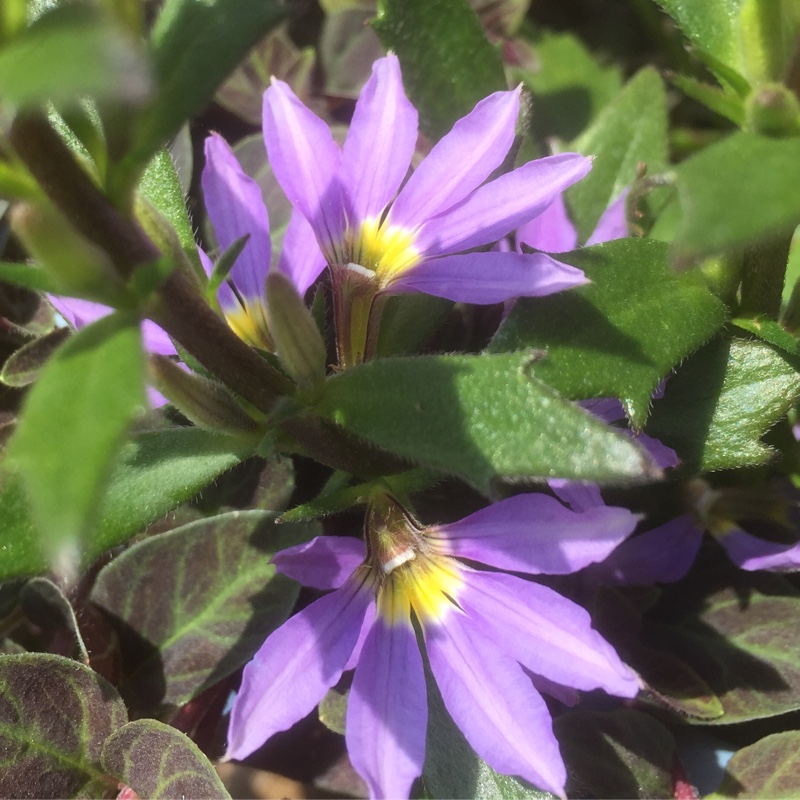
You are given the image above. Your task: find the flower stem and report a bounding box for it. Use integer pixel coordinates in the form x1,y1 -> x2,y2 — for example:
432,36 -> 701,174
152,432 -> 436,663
738,233 -> 792,318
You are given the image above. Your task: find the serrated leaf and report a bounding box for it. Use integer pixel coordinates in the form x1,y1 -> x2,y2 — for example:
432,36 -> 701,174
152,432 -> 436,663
0,653 -> 127,798
732,316 -> 800,356
710,732 -> 800,798
0,427 -> 249,582
490,238 -> 728,428
101,719 -> 229,799
568,67 -> 668,242
315,353 -> 657,492
373,0 -> 507,141
7,312 -> 144,556
673,133 -> 800,263
648,337 -> 800,472
0,5 -> 150,108
129,0 -> 286,169
90,510 -> 314,714
554,710 -> 677,799
0,327 -> 71,388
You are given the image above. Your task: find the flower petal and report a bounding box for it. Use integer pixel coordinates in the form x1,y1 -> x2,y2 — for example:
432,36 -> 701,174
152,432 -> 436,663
263,78 -> 345,261
347,617 -> 427,798
341,54 -> 418,223
433,493 -> 638,574
458,569 -> 640,697
718,527 -> 800,572
389,88 -> 521,229
388,251 -> 587,304
277,209 -> 327,296
425,611 -> 567,797
272,536 -> 365,590
547,480 -> 604,512
226,573 -> 372,760
202,133 -> 271,301
516,193 -> 578,254
585,189 -> 629,246
582,514 -> 703,586
414,153 -> 592,257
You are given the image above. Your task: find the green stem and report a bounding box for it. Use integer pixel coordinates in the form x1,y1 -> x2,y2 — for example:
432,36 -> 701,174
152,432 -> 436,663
738,233 -> 792,317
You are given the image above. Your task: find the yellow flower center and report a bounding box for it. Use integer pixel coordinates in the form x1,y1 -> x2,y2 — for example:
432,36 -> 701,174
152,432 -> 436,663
351,217 -> 421,282
224,299 -> 273,351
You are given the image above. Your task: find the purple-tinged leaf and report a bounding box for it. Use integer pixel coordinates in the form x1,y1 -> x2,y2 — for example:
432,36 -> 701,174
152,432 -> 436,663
712,732 -> 800,798
0,326 -> 71,388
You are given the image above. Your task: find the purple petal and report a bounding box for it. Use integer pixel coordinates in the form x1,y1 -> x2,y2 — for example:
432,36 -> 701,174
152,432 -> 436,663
638,432 -> 679,470
263,79 -> 345,262
389,89 -> 521,230
458,569 -> 640,697
347,617 -> 427,798
415,153 -> 592,257
202,133 -> 271,301
345,600 -> 376,671
140,320 -> 176,356
516,193 -> 578,254
388,250 -> 587,304
718,527 -> 800,572
50,295 -> 110,329
226,573 -> 373,760
341,54 -> 418,223
582,397 -> 626,424
277,209 -> 327,296
425,610 -> 567,797
433,493 -> 638,574
547,480 -> 604,512
527,670 -> 580,707
585,189 -> 629,246
272,536 -> 365,590
582,514 -> 703,586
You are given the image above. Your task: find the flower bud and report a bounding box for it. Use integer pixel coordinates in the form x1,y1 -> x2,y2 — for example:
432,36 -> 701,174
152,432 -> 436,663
266,271 -> 327,395
745,83 -> 800,137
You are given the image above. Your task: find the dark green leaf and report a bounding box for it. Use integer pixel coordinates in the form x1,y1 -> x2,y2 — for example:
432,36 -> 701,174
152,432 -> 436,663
0,654 -> 127,798
0,5 -> 150,107
490,238 -> 728,428
711,732 -> 800,798
91,510 -> 314,714
648,337 -> 800,472
315,353 -> 657,493
207,235 -> 250,301
101,719 -> 229,799
373,0 -> 506,141
130,0 -> 286,168
669,73 -> 745,126
732,316 -> 800,357
673,133 -> 800,263
0,327 -> 71,388
7,312 -> 144,557
0,428 -> 249,582
568,67 -> 668,242
554,710 -> 677,799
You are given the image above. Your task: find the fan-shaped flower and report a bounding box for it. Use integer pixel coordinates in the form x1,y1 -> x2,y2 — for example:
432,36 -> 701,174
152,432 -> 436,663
226,492 -> 642,798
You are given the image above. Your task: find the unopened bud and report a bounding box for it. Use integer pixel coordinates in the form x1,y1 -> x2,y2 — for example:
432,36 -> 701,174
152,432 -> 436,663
11,200 -> 124,303
149,355 -> 260,436
745,83 -> 800,137
266,271 -> 327,395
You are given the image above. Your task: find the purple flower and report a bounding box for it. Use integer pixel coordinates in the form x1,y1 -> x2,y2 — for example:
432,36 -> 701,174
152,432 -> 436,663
262,54 -> 592,307
226,492 -> 641,798
199,133 -> 326,350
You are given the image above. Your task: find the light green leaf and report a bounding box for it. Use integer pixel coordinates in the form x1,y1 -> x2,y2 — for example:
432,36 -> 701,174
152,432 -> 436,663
568,67 -> 668,242
314,353 -> 657,493
0,327 -> 71,388
91,510 -> 314,714
101,719 -> 230,799
7,312 -> 145,559
673,132 -> 800,263
373,0 -> 506,141
490,238 -> 728,428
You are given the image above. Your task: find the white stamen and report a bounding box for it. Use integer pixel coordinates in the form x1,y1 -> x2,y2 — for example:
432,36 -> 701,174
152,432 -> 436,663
382,548 -> 416,574
345,261 -> 376,279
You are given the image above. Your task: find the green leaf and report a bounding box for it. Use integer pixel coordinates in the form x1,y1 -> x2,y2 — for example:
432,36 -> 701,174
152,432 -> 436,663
101,719 -> 229,799
20,577 -> 88,663
490,238 -> 728,428
673,133 -> 800,263
0,327 -> 71,388
669,73 -> 746,126
90,510 -> 314,714
0,653 -> 127,798
732,315 -> 800,356
0,261 -> 66,294
129,0 -> 286,168
0,427 -> 249,582
568,67 -> 668,242
7,312 -> 145,558
206,235 -> 250,302
373,0 -> 507,141
710,732 -> 800,798
655,0 -> 747,85
518,32 -> 623,142
554,710 -> 677,799
648,336 -> 800,472
314,353 -> 657,493
0,5 -> 150,108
